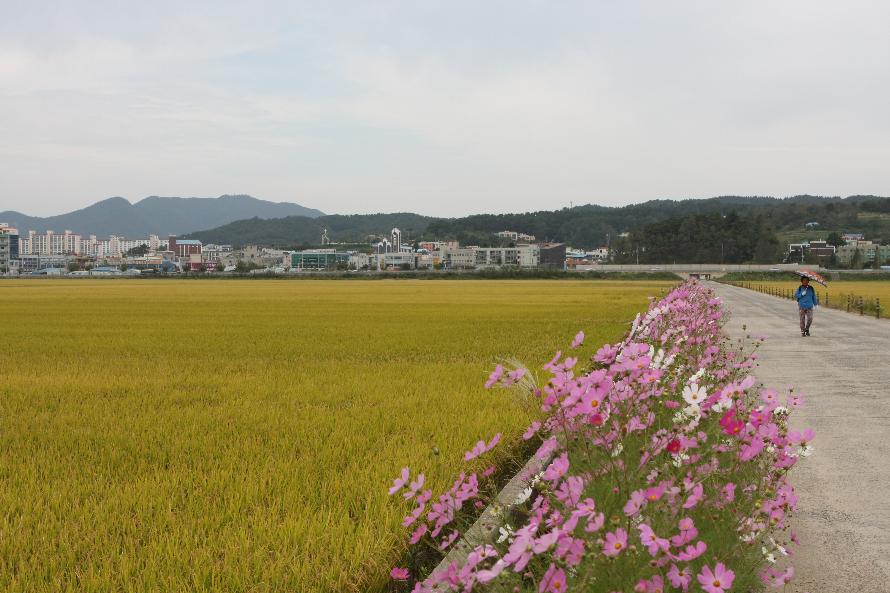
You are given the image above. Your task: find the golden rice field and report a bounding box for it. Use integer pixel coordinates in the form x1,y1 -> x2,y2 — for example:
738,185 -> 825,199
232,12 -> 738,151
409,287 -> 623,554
0,279 -> 671,593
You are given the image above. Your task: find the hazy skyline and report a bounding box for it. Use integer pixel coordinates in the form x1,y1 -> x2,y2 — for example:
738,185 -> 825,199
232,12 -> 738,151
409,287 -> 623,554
2,0 -> 889,217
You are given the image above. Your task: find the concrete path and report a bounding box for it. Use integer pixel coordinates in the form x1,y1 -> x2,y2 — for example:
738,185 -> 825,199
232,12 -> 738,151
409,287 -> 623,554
710,282 -> 890,593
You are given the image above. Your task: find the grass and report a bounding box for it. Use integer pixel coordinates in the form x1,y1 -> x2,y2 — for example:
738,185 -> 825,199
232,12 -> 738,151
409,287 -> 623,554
0,279 -> 670,593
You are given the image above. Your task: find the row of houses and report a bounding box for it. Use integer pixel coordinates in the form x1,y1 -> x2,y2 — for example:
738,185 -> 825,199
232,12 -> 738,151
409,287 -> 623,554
290,243 -> 567,271
789,235 -> 890,267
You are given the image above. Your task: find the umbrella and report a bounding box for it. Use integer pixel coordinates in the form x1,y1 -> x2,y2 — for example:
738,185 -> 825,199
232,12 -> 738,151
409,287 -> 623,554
794,269 -> 828,287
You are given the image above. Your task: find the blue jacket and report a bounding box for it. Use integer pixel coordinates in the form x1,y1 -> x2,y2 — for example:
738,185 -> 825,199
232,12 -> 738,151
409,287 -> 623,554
795,285 -> 818,309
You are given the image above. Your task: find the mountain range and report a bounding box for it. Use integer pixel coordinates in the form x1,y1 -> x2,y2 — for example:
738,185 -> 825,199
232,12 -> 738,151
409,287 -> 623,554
0,195 -> 324,237
185,195 -> 890,249
6,194 -> 890,252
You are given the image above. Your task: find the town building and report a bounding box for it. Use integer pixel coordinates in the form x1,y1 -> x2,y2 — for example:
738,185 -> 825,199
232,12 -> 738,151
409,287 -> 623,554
168,236 -> 202,258
539,243 -> 567,268
496,230 -> 536,242
348,252 -> 371,270
473,245 -> 540,268
0,223 -> 19,274
835,240 -> 890,267
292,249 -> 350,270
440,247 -> 475,269
788,240 -> 836,263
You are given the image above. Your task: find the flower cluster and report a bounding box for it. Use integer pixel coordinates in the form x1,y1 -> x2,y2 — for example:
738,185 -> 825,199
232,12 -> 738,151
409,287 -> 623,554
388,280 -> 812,592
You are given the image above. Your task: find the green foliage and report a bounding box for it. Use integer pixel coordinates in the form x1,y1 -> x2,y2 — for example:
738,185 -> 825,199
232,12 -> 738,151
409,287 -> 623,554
610,211 -> 781,264
184,195 -> 890,252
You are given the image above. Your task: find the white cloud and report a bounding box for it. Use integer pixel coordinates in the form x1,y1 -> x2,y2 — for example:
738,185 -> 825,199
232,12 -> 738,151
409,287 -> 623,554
0,0 -> 888,216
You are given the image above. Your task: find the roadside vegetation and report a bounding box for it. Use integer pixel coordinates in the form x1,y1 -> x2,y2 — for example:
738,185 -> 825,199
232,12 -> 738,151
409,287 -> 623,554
387,281 -> 810,592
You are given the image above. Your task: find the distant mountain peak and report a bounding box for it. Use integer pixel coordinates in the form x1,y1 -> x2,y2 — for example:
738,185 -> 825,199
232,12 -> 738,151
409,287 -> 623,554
0,194 -> 325,236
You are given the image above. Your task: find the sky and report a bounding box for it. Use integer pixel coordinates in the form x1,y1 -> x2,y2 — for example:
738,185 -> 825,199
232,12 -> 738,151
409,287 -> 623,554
1,0 -> 889,217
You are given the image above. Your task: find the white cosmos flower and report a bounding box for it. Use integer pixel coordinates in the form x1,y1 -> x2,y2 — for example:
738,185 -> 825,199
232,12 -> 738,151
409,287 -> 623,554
671,452 -> 690,468
682,384 -> 707,406
512,487 -> 533,506
497,524 -> 514,543
682,404 -> 701,418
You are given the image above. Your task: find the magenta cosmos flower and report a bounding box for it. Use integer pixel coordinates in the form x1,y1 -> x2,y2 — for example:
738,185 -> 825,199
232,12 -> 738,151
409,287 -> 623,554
390,567 -> 409,581
697,563 -> 735,593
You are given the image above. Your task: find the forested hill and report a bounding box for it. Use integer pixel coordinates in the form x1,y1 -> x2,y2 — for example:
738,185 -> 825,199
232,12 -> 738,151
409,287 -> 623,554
185,213 -> 436,247
184,195 -> 890,249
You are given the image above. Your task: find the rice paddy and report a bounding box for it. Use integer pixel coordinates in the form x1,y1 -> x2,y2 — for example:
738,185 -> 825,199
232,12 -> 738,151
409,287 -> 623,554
0,279 -> 670,593
727,277 -> 890,316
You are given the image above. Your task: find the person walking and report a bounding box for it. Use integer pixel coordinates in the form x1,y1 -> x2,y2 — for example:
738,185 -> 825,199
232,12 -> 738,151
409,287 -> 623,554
794,276 -> 819,336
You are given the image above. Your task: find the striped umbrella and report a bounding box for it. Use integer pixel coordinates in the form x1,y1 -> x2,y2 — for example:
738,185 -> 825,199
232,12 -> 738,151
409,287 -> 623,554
795,269 -> 828,286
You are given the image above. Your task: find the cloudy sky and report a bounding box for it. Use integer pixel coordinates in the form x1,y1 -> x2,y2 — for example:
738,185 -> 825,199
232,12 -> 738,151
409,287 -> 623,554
1,1 -> 889,217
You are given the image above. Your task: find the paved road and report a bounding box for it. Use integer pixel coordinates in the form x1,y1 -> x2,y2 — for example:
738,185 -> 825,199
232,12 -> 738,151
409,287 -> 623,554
710,282 -> 890,593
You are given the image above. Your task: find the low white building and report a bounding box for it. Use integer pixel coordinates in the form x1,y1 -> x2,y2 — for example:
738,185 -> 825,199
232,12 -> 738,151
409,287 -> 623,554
348,252 -> 371,270
439,247 -> 476,269
473,245 -> 539,268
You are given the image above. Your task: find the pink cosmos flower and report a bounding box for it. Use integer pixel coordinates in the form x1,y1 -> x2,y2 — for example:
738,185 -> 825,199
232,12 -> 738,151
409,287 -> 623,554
402,504 -> 424,527
505,367 -> 526,385
484,364 -> 504,389
760,388 -> 779,405
644,485 -> 665,502
624,489 -> 646,516
788,428 -> 815,444
571,330 -> 585,349
543,350 -> 563,371
403,473 -> 425,499
555,475 -> 584,507
503,528 -> 536,571
439,530 -> 459,550
476,559 -> 507,583
388,467 -> 410,496
409,523 -> 427,544
543,452 -> 570,482
540,563 -> 568,593
594,343 -> 618,364
602,528 -> 628,557
464,433 -> 501,461
668,564 -> 692,592
722,482 -> 736,503
760,565 -> 795,586
556,535 -> 585,566
739,437 -> 765,461
390,567 -> 410,581
635,575 -> 665,593
523,420 -> 542,440
674,540 -> 707,561
682,483 -> 703,509
787,393 -> 805,408
697,563 -> 735,593
638,523 -> 670,556
584,512 -> 605,532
